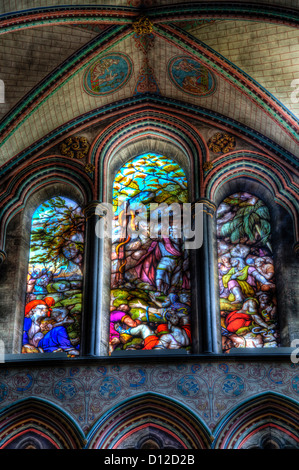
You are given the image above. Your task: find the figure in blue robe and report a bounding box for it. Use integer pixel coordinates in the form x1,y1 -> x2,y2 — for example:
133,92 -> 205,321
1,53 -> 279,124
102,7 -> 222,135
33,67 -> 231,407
23,317 -> 32,345
38,326 -> 79,353
23,317 -> 79,353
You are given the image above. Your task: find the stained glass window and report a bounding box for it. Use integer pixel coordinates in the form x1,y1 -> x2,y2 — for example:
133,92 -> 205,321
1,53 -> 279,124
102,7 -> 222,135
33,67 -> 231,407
22,197 -> 84,355
110,153 -> 191,354
217,192 -> 279,352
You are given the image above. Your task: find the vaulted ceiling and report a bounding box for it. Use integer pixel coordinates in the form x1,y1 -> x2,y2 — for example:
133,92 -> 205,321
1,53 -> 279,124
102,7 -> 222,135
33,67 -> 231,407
0,1 -> 298,170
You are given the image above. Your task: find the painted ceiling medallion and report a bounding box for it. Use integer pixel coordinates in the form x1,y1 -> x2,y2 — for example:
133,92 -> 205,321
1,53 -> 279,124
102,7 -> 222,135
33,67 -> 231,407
168,56 -> 216,97
83,53 -> 132,96
208,132 -> 236,154
60,136 -> 90,159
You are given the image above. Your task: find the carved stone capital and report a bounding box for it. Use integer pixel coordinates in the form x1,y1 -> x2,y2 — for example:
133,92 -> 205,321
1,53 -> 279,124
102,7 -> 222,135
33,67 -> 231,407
83,201 -> 102,219
192,198 -> 216,218
83,201 -> 112,220
0,250 -> 7,264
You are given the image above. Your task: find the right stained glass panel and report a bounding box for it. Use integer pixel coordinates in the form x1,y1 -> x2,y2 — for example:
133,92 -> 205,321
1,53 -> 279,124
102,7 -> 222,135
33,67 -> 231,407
216,192 -> 279,352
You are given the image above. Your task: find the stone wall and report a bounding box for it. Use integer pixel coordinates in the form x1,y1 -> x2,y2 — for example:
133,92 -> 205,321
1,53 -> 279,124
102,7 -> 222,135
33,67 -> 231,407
0,358 -> 298,448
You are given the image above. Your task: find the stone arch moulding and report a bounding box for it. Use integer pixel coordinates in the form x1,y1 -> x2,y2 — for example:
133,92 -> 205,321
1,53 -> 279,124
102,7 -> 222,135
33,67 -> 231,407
86,113 -> 211,355
155,23 -> 299,146
205,153 -> 299,246
1,16 -> 298,170
0,397 -> 86,449
86,393 -> 212,449
89,110 -> 208,203
1,98 -> 295,186
212,392 -> 299,449
0,3 -> 298,33
0,164 -> 91,254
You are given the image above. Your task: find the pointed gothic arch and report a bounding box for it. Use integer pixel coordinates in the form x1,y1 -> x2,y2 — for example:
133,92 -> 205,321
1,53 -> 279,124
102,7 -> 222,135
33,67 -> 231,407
213,392 -> 299,449
0,397 -> 85,449
86,392 -> 212,449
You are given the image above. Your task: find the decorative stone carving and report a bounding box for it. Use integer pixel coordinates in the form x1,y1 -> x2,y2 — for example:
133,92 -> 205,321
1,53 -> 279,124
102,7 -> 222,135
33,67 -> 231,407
84,163 -> 95,174
203,161 -> 214,172
208,132 -> 236,154
132,16 -> 154,36
60,136 -> 90,159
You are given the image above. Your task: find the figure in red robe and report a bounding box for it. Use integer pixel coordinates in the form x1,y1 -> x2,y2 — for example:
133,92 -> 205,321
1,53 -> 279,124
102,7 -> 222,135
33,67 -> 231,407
134,237 -> 189,294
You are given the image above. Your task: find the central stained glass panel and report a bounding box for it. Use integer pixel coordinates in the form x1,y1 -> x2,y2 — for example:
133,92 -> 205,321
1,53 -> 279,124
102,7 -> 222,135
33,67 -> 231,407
110,153 -> 192,354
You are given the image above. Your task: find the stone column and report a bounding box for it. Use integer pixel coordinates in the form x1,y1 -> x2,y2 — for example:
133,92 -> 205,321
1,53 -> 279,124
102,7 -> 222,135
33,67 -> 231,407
81,201 -> 111,357
81,202 -> 99,356
273,213 -> 299,347
193,198 -> 221,353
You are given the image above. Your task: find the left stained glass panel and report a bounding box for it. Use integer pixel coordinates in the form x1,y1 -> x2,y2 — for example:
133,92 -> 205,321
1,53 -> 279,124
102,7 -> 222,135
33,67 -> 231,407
22,197 -> 85,355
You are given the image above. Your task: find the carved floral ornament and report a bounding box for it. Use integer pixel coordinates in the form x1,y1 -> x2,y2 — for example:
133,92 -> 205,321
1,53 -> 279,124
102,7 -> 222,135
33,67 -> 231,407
207,132 -> 236,154
60,136 -> 90,159
84,163 -> 95,174
203,161 -> 213,172
132,16 -> 154,36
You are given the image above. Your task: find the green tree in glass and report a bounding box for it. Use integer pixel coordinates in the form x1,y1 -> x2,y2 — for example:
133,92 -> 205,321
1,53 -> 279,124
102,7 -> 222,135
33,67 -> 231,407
113,154 -> 188,212
30,197 -> 85,274
218,194 -> 272,251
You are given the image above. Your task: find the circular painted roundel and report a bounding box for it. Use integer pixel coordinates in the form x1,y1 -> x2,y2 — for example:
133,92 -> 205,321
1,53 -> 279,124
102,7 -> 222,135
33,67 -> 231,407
83,53 -> 132,96
168,55 -> 216,97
